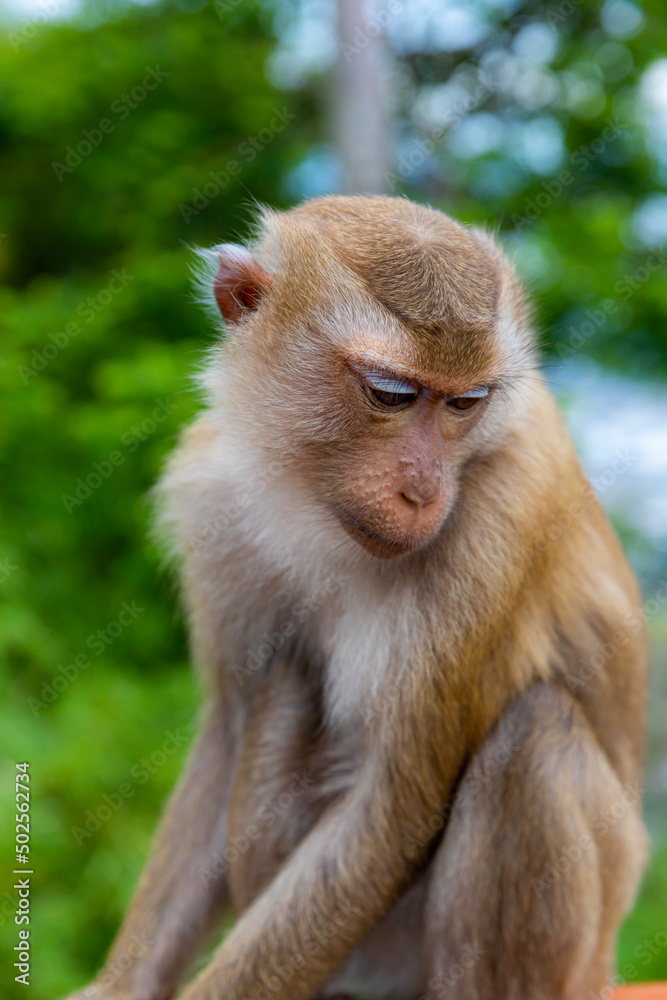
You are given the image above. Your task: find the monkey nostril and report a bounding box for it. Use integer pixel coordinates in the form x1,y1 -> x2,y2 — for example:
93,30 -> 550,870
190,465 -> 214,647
401,490 -> 439,510
400,484 -> 442,510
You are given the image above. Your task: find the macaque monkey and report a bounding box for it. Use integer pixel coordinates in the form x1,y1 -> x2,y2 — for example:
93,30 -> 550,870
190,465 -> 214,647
67,196 -> 647,1000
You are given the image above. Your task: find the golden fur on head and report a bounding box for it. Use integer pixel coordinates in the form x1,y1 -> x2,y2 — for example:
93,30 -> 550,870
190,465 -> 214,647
247,196 -> 535,378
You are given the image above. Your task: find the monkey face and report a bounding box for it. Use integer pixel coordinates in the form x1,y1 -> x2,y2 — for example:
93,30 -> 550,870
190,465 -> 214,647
206,197 -> 535,561
326,355 -> 493,559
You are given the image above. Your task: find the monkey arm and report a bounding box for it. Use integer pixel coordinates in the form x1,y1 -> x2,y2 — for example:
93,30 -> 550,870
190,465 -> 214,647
80,704 -> 237,1000
178,698 -> 460,1000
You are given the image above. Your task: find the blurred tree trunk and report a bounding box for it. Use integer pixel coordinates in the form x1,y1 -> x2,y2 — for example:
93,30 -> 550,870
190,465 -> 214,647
334,0 -> 392,194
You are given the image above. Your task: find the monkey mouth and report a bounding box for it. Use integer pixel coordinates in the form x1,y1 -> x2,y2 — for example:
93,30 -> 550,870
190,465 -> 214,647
337,509 -> 430,560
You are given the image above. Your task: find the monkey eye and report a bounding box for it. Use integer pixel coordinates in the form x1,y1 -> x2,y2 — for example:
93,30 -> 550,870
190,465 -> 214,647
364,373 -> 418,408
446,387 -> 490,412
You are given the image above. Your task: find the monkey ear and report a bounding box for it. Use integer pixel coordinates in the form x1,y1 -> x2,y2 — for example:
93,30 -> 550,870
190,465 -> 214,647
213,244 -> 273,324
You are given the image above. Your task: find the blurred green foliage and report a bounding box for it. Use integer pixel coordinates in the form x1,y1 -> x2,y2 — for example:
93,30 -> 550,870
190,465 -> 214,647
390,0 -> 667,373
0,0 -> 666,997
0,4 -> 315,996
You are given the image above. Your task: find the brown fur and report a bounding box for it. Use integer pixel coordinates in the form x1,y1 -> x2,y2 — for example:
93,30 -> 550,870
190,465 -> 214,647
65,196 -> 647,1000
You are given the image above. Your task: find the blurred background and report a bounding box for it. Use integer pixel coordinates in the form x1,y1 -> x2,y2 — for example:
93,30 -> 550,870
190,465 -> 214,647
1,0 -> 666,996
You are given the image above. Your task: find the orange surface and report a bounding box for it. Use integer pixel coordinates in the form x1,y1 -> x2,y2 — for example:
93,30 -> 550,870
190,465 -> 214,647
615,987 -> 667,999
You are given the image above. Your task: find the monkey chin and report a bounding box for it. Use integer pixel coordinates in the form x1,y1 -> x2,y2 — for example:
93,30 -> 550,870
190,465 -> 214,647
338,510 -> 440,560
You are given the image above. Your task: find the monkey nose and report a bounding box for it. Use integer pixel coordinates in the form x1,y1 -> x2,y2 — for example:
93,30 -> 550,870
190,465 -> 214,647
399,480 -> 441,510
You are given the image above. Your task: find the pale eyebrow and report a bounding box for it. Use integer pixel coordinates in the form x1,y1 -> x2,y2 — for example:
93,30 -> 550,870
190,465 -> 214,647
348,349 -> 421,381
459,386 -> 489,398
348,351 -> 492,397
365,372 -> 417,392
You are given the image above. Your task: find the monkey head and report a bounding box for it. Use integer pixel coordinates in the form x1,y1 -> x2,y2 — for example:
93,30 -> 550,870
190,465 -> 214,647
206,196 -> 535,560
